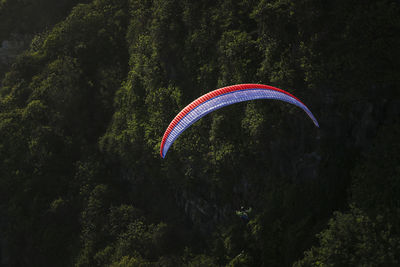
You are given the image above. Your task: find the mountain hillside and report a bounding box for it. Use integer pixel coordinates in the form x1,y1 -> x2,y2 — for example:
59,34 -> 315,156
0,0 -> 399,266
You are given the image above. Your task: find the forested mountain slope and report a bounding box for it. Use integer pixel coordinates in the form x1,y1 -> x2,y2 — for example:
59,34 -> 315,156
0,0 -> 92,81
0,0 -> 399,266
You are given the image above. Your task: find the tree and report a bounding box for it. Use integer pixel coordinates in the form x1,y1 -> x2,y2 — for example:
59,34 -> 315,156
295,205 -> 400,267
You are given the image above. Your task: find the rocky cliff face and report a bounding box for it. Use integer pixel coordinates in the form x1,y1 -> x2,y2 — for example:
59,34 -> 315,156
0,34 -> 32,78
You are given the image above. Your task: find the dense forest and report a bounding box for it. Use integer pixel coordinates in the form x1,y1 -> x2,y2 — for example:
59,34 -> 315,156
0,0 -> 399,266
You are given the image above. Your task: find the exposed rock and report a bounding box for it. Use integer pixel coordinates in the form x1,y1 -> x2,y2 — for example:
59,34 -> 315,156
175,189 -> 232,233
0,34 -> 32,77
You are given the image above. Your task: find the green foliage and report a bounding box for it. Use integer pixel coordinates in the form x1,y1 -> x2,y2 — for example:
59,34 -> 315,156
218,30 -> 260,84
295,205 -> 400,267
0,0 -> 91,41
351,123 -> 400,220
109,255 -> 152,267
227,251 -> 253,267
187,254 -> 218,267
0,0 -> 399,266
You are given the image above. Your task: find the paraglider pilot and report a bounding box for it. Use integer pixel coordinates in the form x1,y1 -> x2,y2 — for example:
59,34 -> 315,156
236,206 -> 252,223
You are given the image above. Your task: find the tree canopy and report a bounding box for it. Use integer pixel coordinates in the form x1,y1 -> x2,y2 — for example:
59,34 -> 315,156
0,0 -> 399,266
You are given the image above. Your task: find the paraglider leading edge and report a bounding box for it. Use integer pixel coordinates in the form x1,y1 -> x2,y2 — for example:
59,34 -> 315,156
160,84 -> 319,158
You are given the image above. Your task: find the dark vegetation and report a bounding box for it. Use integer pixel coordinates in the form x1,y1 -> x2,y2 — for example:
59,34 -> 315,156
0,0 -> 399,266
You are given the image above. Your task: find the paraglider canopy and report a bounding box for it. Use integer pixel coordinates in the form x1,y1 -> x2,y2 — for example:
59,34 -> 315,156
160,84 -> 319,158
